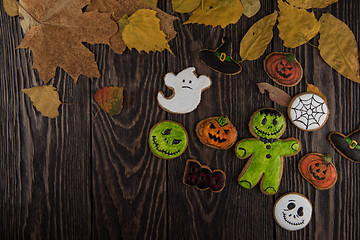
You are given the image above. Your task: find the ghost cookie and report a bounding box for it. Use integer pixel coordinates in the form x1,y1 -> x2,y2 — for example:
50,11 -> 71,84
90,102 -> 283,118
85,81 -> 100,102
196,116 -> 237,150
274,193 -> 312,231
157,67 -> 211,114
149,121 -> 188,159
183,159 -> 226,192
235,108 -> 301,195
329,125 -> 360,162
288,92 -> 329,131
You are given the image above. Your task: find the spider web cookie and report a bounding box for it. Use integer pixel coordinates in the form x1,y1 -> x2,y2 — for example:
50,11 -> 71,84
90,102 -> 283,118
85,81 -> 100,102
288,93 -> 329,131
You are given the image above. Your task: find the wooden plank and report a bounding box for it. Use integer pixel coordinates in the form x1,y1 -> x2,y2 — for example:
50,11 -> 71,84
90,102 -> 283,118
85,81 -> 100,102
165,1 -> 278,239
0,6 -> 91,239
90,44 -> 168,238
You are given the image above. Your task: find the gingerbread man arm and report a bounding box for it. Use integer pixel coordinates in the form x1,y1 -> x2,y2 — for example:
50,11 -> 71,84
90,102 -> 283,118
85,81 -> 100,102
235,139 -> 259,159
278,139 -> 301,156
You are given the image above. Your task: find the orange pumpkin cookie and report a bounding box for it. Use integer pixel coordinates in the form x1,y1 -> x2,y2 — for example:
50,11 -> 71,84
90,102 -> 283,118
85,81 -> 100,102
196,116 -> 237,150
298,153 -> 337,190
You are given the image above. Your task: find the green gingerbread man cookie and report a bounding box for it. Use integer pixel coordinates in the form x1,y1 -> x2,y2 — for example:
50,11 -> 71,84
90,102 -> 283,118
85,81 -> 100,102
235,108 -> 301,195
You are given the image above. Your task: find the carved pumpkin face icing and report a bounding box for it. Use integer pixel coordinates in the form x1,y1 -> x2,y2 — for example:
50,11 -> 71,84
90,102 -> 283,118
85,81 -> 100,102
196,116 -> 237,149
264,52 -> 303,87
251,108 -> 286,141
149,121 -> 188,159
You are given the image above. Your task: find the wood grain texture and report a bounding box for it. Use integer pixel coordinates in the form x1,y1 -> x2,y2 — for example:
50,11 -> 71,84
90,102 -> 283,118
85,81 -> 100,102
1,0 -> 360,239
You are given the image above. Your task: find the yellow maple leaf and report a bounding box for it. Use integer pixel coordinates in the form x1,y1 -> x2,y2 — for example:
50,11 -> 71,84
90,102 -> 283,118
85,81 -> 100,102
277,0 -> 320,48
240,12 -> 278,61
22,85 -> 62,118
172,0 -> 201,13
122,9 -> 172,53
286,0 -> 338,9
3,0 -> 18,16
241,0 -> 261,18
318,13 -> 360,83
184,0 -> 243,28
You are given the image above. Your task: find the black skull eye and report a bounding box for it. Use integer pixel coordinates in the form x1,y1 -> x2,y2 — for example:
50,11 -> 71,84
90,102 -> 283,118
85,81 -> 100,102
273,119 -> 278,126
297,207 -> 303,216
172,139 -> 181,145
261,117 -> 267,126
182,79 -> 185,83
210,123 -> 216,129
162,128 -> 172,135
287,203 -> 295,210
189,80 -> 192,84
224,130 -> 229,135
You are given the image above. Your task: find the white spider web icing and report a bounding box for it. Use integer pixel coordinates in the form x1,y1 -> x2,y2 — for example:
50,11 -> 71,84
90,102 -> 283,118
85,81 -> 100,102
290,93 -> 328,130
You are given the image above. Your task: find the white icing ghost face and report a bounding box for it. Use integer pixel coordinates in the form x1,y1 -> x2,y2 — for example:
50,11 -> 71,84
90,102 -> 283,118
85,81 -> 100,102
288,93 -> 329,131
274,193 -> 312,231
157,67 -> 211,114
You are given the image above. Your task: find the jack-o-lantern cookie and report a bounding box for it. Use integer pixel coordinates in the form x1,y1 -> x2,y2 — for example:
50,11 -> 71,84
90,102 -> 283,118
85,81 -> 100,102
183,159 -> 226,192
196,116 -> 237,150
149,121 -> 188,159
288,92 -> 329,131
274,193 -> 312,231
298,153 -> 337,190
329,125 -> 360,162
157,67 -> 211,114
235,108 -> 301,195
199,37 -> 242,75
264,52 -> 303,87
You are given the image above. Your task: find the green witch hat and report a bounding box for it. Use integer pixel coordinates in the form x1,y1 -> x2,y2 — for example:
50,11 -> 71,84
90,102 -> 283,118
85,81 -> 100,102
199,37 -> 241,75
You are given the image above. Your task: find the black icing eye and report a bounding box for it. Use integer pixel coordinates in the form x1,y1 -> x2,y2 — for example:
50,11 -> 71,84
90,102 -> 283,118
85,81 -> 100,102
273,118 -> 278,126
172,139 -> 181,145
297,207 -> 303,216
162,129 -> 172,135
261,117 -> 267,126
287,203 -> 295,210
210,123 -> 216,129
189,80 -> 192,84
224,130 -> 229,135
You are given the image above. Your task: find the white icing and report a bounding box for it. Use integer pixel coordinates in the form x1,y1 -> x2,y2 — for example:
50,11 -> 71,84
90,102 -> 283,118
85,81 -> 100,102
289,93 -> 328,131
157,67 -> 211,114
274,193 -> 312,231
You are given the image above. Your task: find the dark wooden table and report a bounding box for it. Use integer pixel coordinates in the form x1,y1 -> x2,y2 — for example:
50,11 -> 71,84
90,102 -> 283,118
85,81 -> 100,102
1,0 -> 360,239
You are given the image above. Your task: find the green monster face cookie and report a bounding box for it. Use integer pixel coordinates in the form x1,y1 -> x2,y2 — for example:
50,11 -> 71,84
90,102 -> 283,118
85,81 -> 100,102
149,121 -> 188,159
251,109 -> 286,140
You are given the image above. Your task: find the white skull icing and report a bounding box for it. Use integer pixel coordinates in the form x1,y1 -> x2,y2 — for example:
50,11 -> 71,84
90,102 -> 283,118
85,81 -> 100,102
274,193 -> 312,231
288,93 -> 329,131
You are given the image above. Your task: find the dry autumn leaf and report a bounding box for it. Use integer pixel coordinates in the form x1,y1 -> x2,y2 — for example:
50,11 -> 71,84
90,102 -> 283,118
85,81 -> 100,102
95,87 -> 124,116
277,0 -> 320,48
318,13 -> 360,83
241,0 -> 260,18
18,0 -> 38,34
140,0 -> 158,7
257,82 -> 292,107
240,12 -> 278,61
86,0 -> 177,54
306,84 -> 328,104
172,0 -> 201,13
17,0 -> 117,83
122,9 -> 172,53
3,0 -> 18,16
184,0 -> 243,28
22,85 -> 62,118
286,0 -> 338,9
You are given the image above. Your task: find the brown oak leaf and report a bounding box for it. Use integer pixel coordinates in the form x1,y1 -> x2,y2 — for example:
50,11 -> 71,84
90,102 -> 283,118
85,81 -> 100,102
86,0 -> 177,54
17,0 -> 118,83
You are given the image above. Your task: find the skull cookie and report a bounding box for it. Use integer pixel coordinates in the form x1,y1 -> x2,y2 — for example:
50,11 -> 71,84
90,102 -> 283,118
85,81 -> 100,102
149,121 -> 188,159
274,193 -> 312,231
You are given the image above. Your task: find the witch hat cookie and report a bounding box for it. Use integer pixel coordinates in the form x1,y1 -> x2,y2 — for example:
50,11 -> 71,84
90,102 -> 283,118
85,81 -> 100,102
199,37 -> 242,75
329,125 -> 360,162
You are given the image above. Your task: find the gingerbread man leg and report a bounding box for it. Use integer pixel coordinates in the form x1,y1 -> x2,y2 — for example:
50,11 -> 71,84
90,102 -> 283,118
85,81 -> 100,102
260,161 -> 282,194
238,161 -> 264,189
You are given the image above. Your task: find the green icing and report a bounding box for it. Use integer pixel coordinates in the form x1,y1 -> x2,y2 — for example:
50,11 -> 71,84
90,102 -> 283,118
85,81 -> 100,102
236,109 -> 300,194
149,121 -> 188,159
214,52 -> 232,62
217,116 -> 228,127
346,138 -> 360,150
252,110 -> 285,139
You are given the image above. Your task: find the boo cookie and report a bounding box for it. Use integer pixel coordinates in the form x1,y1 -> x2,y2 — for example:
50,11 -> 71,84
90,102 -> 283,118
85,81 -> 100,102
235,108 -> 301,195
